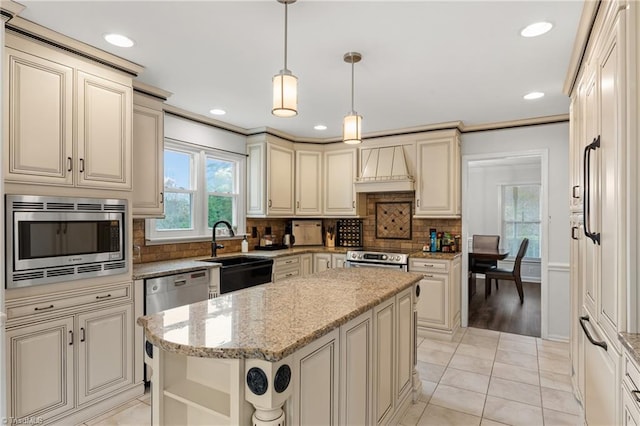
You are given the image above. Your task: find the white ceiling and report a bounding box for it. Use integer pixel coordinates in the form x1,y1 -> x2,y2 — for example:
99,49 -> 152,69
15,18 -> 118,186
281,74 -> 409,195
16,1 -> 584,140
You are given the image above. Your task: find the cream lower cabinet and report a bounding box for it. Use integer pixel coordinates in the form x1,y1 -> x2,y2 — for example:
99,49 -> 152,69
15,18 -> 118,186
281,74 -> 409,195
313,253 -> 347,273
76,304 -> 133,406
5,283 -> 138,424
300,253 -> 313,277
622,351 -> 640,426
410,256 -> 461,338
581,313 -> 620,426
4,33 -> 132,190
272,255 -> 301,282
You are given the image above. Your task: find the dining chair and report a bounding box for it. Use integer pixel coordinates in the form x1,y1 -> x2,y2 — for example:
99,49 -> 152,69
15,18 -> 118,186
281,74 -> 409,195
484,238 -> 529,304
468,235 -> 500,299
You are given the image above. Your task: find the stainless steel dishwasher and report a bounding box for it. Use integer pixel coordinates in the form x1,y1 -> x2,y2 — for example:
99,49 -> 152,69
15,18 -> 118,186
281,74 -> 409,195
145,269 -> 210,315
144,269 -> 210,382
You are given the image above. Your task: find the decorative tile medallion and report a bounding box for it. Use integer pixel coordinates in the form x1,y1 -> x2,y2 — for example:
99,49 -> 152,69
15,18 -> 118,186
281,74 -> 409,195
376,202 -> 412,239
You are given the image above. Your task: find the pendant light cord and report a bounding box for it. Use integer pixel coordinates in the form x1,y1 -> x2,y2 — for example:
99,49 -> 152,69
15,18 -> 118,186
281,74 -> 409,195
351,60 -> 355,112
283,2 -> 288,71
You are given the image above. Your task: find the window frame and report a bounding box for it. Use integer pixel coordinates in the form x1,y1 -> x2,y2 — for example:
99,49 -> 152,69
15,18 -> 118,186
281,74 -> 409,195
146,139 -> 246,244
499,183 -> 541,260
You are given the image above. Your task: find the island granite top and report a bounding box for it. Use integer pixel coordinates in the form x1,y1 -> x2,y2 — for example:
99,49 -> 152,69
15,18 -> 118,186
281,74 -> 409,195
619,332 -> 640,366
137,268 -> 421,362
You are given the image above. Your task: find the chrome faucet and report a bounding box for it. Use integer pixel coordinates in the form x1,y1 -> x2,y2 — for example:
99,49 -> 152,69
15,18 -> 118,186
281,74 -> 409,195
211,220 -> 235,257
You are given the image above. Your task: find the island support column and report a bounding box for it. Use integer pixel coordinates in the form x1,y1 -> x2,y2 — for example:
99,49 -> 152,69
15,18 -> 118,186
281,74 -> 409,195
244,356 -> 293,426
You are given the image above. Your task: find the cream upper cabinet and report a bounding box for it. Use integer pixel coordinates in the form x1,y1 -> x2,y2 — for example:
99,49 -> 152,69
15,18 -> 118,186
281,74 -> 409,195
3,46 -> 74,185
295,149 -> 322,216
132,88 -> 168,218
4,34 -> 133,190
76,71 -> 132,189
415,130 -> 461,218
324,148 -> 365,216
247,135 -> 294,217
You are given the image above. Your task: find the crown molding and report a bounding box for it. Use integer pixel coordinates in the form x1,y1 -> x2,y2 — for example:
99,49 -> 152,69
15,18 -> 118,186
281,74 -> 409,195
563,1 -> 600,95
461,114 -> 569,133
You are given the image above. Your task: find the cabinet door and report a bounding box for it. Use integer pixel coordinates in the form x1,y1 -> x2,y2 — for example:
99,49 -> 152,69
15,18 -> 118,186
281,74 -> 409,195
76,71 -> 132,189
416,273 -> 449,330
314,253 -> 332,273
4,47 -> 73,185
247,142 -> 266,216
267,143 -> 295,215
76,304 -> 133,406
395,288 -> 413,406
324,149 -> 358,216
450,257 -> 461,330
6,317 -> 74,421
597,9 -> 624,343
373,298 -> 395,425
415,137 -> 460,217
623,388 -> 640,426
340,311 -> 373,426
292,329 -> 339,426
295,150 -> 322,216
300,254 -> 313,277
332,254 -> 346,269
132,103 -> 164,217
583,321 -> 618,426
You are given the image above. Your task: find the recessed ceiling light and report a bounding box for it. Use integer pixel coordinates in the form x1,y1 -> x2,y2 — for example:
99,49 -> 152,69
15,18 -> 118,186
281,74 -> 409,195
314,124 -> 327,131
209,109 -> 226,116
520,21 -> 553,38
524,92 -> 545,100
103,33 -> 134,48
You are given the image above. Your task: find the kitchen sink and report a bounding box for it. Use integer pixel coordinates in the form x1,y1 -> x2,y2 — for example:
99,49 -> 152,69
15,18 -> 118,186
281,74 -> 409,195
202,256 -> 274,294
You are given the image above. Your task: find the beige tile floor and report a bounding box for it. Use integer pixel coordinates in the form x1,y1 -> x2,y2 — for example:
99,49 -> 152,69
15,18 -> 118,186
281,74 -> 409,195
82,327 -> 582,426
402,327 -> 583,426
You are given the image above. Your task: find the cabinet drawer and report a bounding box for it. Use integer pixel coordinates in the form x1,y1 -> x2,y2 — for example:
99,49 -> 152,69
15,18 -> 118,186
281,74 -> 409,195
409,259 -> 449,273
7,283 -> 131,321
274,269 -> 300,281
625,353 -> 640,398
275,255 -> 300,268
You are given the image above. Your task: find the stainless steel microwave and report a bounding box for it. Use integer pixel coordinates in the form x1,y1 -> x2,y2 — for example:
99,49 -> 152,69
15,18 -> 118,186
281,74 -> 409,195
6,195 -> 128,289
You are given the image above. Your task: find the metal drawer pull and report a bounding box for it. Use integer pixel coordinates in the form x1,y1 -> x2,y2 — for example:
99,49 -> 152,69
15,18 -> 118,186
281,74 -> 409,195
67,157 -> 73,172
79,158 -> 85,173
96,294 -> 112,300
160,192 -> 164,204
174,280 -> 187,287
571,226 -> 579,240
579,315 -> 607,351
423,274 -> 433,278
68,330 -> 73,346
572,185 -> 580,199
80,327 -> 86,342
34,304 -> 54,311
632,390 -> 640,403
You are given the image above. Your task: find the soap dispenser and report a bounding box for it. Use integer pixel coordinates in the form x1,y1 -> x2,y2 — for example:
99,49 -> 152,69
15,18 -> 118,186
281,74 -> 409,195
241,235 -> 249,253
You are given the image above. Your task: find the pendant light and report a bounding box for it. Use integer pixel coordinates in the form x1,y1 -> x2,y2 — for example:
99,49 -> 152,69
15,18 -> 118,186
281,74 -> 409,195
272,0 -> 298,117
343,52 -> 362,144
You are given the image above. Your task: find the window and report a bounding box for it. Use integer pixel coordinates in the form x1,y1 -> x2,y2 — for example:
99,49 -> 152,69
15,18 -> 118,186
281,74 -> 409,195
146,140 -> 245,242
501,184 -> 540,258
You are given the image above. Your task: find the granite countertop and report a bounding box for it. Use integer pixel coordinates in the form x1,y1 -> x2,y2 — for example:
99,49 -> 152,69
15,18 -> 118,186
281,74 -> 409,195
409,251 -> 462,260
137,268 -> 421,361
619,332 -> 640,365
132,246 -> 461,280
132,246 -> 348,280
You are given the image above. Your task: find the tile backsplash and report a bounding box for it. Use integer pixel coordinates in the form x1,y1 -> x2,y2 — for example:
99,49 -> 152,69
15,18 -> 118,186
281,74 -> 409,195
133,191 -> 461,264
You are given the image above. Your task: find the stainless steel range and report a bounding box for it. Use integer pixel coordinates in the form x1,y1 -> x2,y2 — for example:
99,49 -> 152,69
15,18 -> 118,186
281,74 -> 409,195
345,248 -> 410,271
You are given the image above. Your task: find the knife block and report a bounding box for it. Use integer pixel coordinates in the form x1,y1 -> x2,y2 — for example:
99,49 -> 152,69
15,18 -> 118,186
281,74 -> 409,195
325,232 -> 335,248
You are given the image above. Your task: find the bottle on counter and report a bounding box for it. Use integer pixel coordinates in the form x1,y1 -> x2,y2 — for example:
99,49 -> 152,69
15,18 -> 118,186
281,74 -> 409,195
241,235 -> 249,253
430,229 -> 437,252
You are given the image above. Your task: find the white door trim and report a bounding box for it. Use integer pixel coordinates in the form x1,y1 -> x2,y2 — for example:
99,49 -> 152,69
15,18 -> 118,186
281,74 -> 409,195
461,149 -> 550,338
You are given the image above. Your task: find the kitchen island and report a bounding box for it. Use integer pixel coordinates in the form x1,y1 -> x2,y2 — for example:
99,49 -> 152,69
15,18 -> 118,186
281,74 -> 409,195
138,267 -> 422,425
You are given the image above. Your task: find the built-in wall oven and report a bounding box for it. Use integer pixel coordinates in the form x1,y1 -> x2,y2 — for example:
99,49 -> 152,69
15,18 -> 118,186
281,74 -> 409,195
345,248 -> 409,271
6,195 -> 127,288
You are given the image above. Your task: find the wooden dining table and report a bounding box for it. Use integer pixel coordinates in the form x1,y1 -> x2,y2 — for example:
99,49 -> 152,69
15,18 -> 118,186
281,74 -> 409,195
468,249 -> 510,299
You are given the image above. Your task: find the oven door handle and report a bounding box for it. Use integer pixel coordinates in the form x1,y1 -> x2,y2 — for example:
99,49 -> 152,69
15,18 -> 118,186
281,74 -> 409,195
346,261 -> 406,270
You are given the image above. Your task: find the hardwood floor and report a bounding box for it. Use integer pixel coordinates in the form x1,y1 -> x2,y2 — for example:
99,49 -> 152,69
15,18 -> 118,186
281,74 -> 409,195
468,278 -> 541,337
